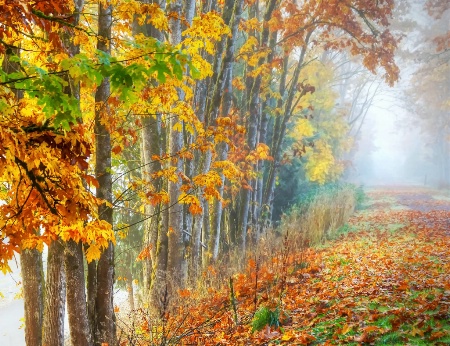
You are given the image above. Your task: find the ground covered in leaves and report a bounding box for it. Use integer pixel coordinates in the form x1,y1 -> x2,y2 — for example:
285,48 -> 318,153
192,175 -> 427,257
130,187 -> 450,345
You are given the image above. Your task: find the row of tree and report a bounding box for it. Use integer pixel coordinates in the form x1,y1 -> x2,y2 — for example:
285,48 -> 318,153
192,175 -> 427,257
0,0 -> 420,345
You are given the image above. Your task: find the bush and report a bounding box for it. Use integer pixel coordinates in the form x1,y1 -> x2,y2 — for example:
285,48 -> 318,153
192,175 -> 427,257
251,306 -> 281,332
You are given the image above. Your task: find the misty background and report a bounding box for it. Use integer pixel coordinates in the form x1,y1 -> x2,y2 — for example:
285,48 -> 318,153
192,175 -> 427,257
349,0 -> 449,187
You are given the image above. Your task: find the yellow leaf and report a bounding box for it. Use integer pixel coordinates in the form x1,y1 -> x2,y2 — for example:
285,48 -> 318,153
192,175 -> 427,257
85,244 -> 102,263
173,122 -> 183,132
410,326 -> 424,337
341,324 -> 352,335
281,331 -> 295,341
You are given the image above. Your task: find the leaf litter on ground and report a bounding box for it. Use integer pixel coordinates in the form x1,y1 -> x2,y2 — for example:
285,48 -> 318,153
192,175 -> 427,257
128,187 -> 450,345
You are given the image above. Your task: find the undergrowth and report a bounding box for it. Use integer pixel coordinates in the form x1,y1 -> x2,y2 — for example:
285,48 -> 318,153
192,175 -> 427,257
117,184 -> 358,345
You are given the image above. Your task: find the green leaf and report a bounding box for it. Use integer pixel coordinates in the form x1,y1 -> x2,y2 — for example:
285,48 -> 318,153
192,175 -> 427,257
251,306 -> 280,333
109,64 -> 133,91
0,98 -> 10,113
148,61 -> 172,83
97,50 -> 112,66
62,54 -> 103,87
190,64 -> 201,79
169,55 -> 183,80
8,55 -> 20,63
53,112 -> 72,131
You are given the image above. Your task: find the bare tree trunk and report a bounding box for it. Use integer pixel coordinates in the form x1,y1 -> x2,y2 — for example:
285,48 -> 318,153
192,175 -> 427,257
131,0 -> 168,306
125,253 -> 135,311
87,260 -> 97,339
43,239 -> 66,346
198,1 -> 235,256
94,1 -> 116,344
167,0 -> 186,288
210,146 -> 227,260
60,2 -> 91,343
201,202 -> 211,268
141,115 -> 165,301
209,0 -> 243,261
66,240 -> 93,346
21,249 -> 44,346
239,0 -> 278,251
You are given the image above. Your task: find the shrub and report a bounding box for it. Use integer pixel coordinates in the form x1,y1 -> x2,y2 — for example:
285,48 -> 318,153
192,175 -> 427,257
354,185 -> 367,210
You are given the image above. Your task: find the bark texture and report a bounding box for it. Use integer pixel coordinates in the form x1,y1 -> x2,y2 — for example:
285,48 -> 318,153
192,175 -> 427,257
65,240 -> 93,346
3,46 -> 43,346
167,0 -> 186,288
21,249 -> 44,346
94,1 -> 116,345
43,239 -> 66,346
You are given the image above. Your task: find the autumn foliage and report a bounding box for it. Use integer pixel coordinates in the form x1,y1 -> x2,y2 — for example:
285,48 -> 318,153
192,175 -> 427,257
0,0 -> 402,269
4,0 -> 448,344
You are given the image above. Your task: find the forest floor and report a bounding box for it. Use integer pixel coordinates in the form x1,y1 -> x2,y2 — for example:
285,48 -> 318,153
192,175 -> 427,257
139,187 -> 450,345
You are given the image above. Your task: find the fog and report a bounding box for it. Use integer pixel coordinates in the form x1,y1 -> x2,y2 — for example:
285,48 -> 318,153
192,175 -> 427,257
349,1 -> 449,188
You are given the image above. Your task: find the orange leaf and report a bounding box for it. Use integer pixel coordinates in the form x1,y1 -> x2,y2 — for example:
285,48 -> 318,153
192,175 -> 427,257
430,331 -> 446,340
354,332 -> 368,342
178,289 -> 191,298
83,174 -> 99,189
189,203 -> 203,215
363,325 -> 380,333
112,145 -> 122,155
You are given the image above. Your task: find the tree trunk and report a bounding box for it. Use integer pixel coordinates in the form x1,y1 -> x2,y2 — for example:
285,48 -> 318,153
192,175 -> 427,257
21,249 -> 44,346
2,43 -> 45,346
208,0 -> 243,260
43,239 -> 66,346
263,32 -> 312,224
239,0 -> 278,250
66,240 -> 93,346
2,44 -> 43,346
125,254 -> 135,311
87,260 -> 97,339
167,0 -> 186,288
201,202 -> 211,269
94,1 -> 116,344
60,3 -> 91,344
131,0 -> 167,306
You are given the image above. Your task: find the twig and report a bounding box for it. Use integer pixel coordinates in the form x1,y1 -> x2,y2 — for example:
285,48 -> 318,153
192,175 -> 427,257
229,276 -> 239,325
